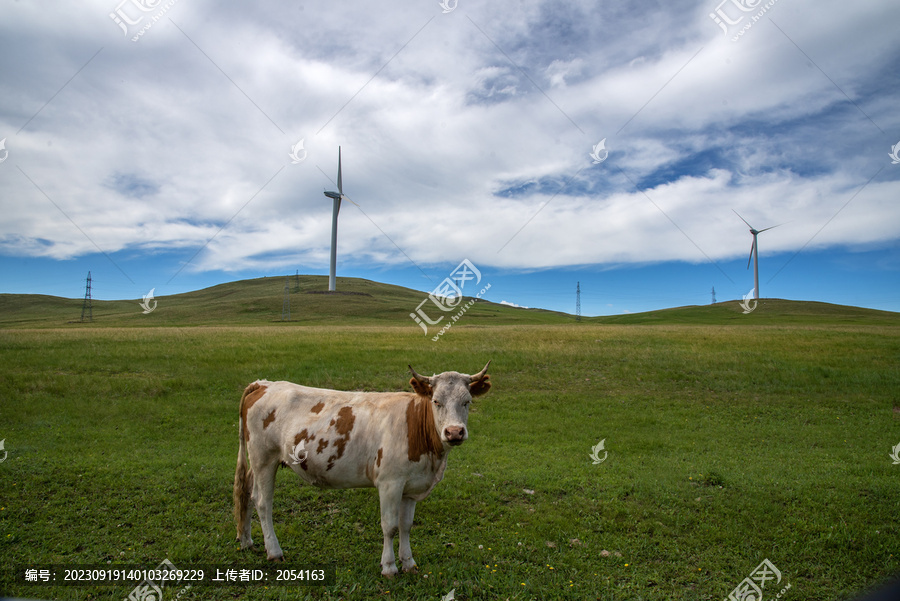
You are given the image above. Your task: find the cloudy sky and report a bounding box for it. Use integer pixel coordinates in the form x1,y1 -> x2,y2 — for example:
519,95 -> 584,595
1,0 -> 898,316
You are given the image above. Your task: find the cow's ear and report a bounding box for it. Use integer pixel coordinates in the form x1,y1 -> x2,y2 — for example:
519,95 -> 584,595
410,377 -> 433,397
469,374 -> 491,397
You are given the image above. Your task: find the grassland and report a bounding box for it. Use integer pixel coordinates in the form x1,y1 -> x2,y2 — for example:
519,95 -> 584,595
2,274 -> 896,329
1,280 -> 899,600
0,275 -> 570,328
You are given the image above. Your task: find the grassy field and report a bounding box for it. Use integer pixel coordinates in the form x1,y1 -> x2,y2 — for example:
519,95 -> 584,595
2,274 -> 896,329
0,275 -> 570,328
1,298 -> 899,600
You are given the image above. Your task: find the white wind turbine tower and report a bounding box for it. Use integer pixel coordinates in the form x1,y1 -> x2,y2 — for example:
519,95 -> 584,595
322,147 -> 349,292
733,209 -> 780,300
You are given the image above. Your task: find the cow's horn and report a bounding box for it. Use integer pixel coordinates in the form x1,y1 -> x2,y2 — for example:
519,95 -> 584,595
470,360 -> 491,382
408,365 -> 430,383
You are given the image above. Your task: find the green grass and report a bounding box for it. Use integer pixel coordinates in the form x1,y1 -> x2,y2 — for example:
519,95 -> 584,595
0,275 -> 570,328
1,299 -> 899,600
2,274 -> 896,329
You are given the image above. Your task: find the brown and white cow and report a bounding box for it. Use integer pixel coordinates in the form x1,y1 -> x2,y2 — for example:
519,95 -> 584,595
233,362 -> 491,576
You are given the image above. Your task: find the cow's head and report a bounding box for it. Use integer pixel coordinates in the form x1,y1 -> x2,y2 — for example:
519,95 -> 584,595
408,361 -> 491,447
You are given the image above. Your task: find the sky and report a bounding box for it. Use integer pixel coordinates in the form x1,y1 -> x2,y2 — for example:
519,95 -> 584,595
1,0 -> 898,317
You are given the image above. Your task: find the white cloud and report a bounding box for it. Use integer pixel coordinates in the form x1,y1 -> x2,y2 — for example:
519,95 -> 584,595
500,300 -> 528,308
0,0 -> 897,277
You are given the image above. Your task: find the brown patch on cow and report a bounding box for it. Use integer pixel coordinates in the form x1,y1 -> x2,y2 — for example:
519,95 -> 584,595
310,401 -> 325,414
376,447 -> 383,468
316,439 -> 329,454
293,429 -> 315,471
326,406 -> 355,471
469,374 -> 491,397
263,409 -> 277,429
406,397 -> 444,462
239,382 -> 269,442
334,406 -> 355,435
293,429 -> 314,446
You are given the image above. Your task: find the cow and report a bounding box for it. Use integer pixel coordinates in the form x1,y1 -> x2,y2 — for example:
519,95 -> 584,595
233,362 -> 492,577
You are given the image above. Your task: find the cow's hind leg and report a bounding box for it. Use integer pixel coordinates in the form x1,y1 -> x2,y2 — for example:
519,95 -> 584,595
252,457 -> 284,561
377,482 -> 404,577
398,497 -> 417,574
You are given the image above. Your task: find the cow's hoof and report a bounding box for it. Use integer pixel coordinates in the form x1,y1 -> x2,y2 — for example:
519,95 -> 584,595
381,566 -> 398,578
268,555 -> 284,562
402,566 -> 418,575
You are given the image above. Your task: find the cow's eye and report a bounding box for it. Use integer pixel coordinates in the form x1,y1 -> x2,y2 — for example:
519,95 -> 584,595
432,399 -> 441,407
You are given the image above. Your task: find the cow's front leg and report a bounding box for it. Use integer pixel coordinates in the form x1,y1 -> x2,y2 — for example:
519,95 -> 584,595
377,482 -> 403,577
398,497 -> 417,573
252,458 -> 284,561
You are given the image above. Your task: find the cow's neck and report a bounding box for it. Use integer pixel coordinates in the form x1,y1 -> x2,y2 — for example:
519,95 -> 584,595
406,395 -> 445,462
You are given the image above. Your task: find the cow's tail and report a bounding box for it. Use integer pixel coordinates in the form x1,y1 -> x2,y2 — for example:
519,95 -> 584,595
233,385 -> 256,545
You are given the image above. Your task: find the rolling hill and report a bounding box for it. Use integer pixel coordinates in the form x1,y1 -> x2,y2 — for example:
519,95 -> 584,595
0,275 -> 896,328
0,275 -> 569,328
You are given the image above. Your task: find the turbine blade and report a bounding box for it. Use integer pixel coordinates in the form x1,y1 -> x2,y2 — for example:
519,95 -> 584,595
732,209 -> 754,230
746,239 -> 754,269
337,146 -> 342,196
757,223 -> 782,233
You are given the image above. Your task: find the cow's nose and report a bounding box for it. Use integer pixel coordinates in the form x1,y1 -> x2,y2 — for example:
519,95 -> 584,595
444,426 -> 466,445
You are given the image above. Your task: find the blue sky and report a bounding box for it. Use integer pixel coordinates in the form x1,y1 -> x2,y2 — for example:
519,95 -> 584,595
1,0 -> 898,316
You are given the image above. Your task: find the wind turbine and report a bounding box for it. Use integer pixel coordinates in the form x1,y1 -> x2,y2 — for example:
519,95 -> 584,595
323,147 -> 345,292
733,210 -> 779,300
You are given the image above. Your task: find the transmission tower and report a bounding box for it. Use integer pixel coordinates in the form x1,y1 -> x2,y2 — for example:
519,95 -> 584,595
294,269 -> 300,292
575,281 -> 581,322
281,277 -> 291,321
81,271 -> 93,322
711,286 -> 717,304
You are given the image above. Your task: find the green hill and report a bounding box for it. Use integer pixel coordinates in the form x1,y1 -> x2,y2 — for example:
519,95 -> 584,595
590,298 -> 900,326
0,275 -> 570,328
0,275 -> 896,328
